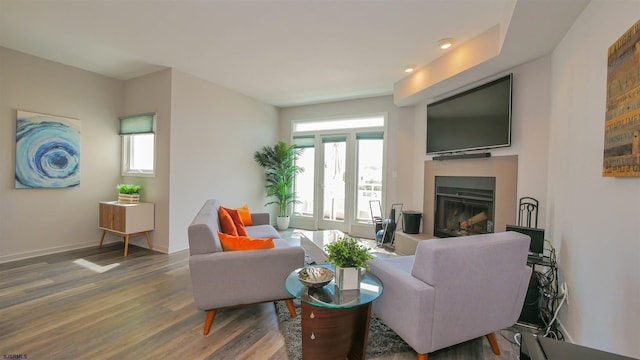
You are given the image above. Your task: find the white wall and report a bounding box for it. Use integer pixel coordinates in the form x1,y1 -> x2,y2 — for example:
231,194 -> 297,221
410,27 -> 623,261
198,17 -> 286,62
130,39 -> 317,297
412,56 -> 552,229
548,2 -> 640,357
0,50 -> 280,259
169,70 -> 279,252
120,69 -> 172,253
0,47 -> 123,262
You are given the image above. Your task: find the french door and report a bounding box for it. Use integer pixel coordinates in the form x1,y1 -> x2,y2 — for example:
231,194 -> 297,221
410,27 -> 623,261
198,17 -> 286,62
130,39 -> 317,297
291,115 -> 385,235
318,135 -> 349,232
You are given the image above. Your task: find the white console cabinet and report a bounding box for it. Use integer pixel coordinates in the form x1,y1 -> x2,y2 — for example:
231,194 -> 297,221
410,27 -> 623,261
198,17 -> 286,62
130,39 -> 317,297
99,201 -> 154,256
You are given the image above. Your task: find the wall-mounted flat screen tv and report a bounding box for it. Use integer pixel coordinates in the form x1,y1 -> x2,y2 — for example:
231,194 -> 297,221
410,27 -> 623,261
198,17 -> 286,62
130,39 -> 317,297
427,74 -> 513,155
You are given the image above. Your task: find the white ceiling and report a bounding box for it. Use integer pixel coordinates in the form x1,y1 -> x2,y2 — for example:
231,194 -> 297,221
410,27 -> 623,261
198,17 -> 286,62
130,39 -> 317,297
0,0 -> 589,107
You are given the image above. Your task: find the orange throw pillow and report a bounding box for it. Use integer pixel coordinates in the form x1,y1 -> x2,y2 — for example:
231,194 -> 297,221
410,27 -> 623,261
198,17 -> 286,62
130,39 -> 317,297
218,232 -> 274,251
218,207 -> 238,236
237,204 -> 252,225
222,206 -> 248,236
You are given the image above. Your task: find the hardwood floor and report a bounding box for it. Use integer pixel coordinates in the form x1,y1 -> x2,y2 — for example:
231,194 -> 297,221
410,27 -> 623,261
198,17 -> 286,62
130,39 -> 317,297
0,232 -> 520,360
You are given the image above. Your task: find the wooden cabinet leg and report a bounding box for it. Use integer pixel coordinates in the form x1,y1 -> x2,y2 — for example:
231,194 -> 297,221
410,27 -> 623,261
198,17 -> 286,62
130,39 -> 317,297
144,231 -> 153,251
99,229 -> 153,256
99,230 -> 106,248
124,235 -> 130,256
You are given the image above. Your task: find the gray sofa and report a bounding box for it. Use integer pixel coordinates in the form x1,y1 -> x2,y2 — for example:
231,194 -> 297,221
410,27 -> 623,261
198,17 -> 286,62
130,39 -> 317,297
188,199 -> 305,335
368,231 -> 532,360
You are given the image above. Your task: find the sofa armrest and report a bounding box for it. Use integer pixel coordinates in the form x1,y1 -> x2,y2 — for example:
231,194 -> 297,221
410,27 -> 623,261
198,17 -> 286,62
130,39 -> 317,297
368,257 -> 435,354
251,212 -> 270,225
189,245 -> 304,311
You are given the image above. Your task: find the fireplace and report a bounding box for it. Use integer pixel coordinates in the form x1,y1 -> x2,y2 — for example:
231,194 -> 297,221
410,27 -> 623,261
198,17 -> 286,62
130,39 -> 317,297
423,155 -> 518,237
434,176 -> 496,238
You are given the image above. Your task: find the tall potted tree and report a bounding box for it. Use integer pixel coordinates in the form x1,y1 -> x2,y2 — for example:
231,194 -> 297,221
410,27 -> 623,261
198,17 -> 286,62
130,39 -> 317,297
254,141 -> 303,230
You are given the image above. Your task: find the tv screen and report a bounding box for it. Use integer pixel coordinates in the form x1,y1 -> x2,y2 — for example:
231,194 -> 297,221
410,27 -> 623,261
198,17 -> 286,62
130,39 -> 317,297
427,74 -> 512,154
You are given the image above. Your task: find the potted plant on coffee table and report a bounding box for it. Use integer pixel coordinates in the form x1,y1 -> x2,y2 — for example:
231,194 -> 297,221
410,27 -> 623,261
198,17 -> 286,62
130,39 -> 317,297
325,236 -> 374,291
253,141 -> 303,230
117,183 -> 141,204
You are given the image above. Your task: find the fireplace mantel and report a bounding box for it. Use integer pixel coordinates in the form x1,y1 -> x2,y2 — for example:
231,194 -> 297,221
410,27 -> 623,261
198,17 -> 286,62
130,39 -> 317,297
423,155 -> 518,236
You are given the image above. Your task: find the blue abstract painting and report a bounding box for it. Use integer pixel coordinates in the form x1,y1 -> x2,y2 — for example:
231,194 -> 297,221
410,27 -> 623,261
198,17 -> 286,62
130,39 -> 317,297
15,111 -> 81,188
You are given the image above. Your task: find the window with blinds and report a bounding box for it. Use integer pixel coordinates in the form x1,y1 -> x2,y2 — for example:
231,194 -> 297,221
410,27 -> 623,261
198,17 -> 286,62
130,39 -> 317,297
120,113 -> 156,177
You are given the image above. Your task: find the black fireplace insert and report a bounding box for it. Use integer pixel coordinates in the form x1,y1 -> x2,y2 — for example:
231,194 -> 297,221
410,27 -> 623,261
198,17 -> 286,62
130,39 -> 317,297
434,176 -> 496,238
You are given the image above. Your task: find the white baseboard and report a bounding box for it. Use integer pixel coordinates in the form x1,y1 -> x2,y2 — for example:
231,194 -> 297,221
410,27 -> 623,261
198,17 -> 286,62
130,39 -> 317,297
153,244 -> 170,254
556,319 -> 575,343
0,240 -> 102,263
0,238 -> 165,264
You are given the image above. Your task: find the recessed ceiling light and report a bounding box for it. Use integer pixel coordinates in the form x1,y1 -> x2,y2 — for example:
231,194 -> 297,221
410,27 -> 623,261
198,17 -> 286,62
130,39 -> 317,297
438,38 -> 455,49
404,65 -> 416,73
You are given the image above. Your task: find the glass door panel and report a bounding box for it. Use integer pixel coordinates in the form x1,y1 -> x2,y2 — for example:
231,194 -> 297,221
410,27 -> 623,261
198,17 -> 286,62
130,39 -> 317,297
320,136 -> 347,231
356,135 -> 383,222
293,146 -> 315,217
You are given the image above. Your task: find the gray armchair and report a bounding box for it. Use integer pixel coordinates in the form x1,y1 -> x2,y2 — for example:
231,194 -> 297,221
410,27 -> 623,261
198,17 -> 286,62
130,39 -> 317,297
368,231 -> 532,360
188,200 -> 305,335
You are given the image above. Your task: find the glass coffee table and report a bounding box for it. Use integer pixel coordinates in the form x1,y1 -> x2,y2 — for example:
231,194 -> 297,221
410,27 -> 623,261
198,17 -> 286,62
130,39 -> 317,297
299,230 -> 377,264
298,230 -> 344,264
285,264 -> 383,360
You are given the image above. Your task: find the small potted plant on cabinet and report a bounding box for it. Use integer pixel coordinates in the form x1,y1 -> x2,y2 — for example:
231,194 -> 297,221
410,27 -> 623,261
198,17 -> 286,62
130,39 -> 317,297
117,184 -> 141,204
253,141 -> 303,230
325,236 -> 374,290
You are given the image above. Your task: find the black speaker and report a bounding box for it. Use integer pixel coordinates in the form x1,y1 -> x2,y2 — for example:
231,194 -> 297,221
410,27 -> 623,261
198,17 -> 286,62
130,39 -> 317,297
432,152 -> 491,161
519,272 -> 543,327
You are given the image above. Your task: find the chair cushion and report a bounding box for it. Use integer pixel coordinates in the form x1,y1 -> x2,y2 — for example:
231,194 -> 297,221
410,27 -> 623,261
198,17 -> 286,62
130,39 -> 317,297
246,224 -> 280,239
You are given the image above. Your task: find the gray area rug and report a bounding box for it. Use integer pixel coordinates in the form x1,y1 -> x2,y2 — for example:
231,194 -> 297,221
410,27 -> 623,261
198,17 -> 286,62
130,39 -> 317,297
274,299 -> 413,359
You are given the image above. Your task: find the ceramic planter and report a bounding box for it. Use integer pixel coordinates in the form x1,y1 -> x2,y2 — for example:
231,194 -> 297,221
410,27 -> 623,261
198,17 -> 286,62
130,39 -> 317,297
335,266 -> 364,291
276,216 -> 290,230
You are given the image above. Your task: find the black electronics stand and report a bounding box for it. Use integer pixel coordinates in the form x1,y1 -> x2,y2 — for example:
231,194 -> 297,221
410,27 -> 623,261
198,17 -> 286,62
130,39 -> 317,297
518,255 -> 559,334
527,255 -> 553,267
